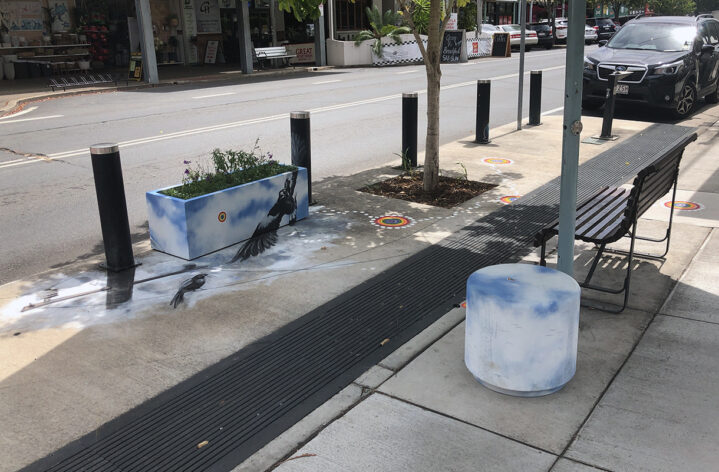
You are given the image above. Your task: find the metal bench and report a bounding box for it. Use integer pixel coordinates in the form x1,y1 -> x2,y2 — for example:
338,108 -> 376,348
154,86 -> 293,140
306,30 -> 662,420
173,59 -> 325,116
534,132 -> 697,312
254,46 -> 296,69
49,73 -> 119,91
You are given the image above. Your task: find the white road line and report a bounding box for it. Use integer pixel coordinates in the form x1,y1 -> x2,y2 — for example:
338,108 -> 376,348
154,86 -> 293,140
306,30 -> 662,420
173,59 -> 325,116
0,114 -> 63,125
1,64 -> 567,169
313,79 -> 341,84
397,70 -> 418,74
0,158 -> 28,165
0,106 -> 38,120
461,50 -> 564,65
541,106 -> 564,116
191,92 -> 236,99
441,65 -> 565,91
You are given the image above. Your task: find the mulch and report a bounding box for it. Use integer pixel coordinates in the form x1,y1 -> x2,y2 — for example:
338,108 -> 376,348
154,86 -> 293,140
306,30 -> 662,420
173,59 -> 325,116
360,172 -> 497,208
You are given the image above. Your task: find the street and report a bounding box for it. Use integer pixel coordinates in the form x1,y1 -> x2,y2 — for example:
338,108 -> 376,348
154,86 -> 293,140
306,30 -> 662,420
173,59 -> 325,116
4,47 -> 578,285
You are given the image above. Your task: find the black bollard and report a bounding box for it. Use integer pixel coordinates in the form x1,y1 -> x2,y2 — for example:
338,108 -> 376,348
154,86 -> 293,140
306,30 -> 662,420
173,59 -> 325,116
90,143 -> 135,272
599,71 -> 631,139
402,92 -> 418,168
475,80 -> 491,144
290,111 -> 312,204
529,70 -> 542,126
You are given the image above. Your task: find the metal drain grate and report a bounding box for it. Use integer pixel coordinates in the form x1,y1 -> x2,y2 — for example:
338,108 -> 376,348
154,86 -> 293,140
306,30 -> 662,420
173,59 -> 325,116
26,124 -> 696,472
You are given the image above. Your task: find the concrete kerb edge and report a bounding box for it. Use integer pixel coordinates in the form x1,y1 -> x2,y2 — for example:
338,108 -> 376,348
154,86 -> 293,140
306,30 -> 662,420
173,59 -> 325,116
0,65 -> 335,116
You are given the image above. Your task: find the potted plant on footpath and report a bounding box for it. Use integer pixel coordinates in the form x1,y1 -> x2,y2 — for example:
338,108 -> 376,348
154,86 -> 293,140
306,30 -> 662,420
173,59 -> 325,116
146,142 -> 309,260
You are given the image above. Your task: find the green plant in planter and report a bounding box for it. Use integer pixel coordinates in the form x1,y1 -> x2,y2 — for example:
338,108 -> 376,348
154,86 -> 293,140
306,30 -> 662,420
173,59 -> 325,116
161,140 -> 296,200
354,6 -> 410,57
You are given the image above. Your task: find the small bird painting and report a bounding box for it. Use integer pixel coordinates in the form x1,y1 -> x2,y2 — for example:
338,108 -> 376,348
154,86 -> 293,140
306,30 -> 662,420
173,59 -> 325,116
170,273 -> 207,308
230,170 -> 299,263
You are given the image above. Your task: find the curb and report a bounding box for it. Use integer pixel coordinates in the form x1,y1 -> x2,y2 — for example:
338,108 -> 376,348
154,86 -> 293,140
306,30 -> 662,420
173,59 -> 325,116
0,65 -> 335,117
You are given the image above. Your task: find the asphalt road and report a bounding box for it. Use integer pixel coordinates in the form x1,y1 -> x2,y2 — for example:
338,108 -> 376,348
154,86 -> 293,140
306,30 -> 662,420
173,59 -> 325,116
0,47 -> 583,285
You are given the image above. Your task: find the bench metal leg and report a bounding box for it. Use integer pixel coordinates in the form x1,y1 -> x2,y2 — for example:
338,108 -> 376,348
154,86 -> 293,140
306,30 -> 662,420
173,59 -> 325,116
609,170 -> 679,261
539,241 -> 548,267
580,221 -> 638,313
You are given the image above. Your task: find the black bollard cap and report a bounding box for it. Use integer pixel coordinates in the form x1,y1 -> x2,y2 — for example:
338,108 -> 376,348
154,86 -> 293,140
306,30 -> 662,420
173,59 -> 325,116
90,143 -> 119,155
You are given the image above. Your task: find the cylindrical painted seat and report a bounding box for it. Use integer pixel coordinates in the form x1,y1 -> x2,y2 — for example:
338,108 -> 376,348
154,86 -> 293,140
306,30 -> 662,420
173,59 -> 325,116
465,263 -> 580,397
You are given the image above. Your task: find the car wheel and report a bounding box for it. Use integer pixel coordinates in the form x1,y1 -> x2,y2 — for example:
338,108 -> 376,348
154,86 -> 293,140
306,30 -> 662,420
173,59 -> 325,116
525,46 -> 532,52
545,43 -> 553,50
673,82 -> 697,118
705,79 -> 719,104
582,99 -> 603,110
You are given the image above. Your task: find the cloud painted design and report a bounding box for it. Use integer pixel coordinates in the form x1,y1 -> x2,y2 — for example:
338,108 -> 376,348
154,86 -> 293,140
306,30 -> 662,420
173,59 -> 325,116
0,208 -> 340,334
147,168 -> 309,260
146,195 -> 189,258
465,263 -> 580,396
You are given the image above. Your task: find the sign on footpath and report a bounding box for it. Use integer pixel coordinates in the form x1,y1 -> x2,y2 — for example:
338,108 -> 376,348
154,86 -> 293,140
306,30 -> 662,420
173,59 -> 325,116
441,30 -> 466,63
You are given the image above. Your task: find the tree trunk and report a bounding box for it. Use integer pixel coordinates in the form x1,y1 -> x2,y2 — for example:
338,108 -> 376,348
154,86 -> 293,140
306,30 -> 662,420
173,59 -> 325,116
424,63 -> 441,191
477,0 -> 483,36
423,0 -> 444,192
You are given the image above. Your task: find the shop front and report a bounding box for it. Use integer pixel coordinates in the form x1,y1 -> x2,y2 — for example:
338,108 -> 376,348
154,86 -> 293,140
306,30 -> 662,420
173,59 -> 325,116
1,0 -> 325,83
485,0 -> 517,26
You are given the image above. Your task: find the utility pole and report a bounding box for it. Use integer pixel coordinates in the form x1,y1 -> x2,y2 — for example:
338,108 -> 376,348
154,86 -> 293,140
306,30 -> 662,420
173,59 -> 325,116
556,0 -> 587,275
517,0 -> 527,130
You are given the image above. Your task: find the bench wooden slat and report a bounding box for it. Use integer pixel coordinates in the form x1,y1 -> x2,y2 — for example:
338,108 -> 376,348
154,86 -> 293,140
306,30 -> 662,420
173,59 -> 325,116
576,188 -> 630,241
541,187 -> 628,241
592,204 -> 632,241
637,170 -> 676,217
575,188 -> 627,226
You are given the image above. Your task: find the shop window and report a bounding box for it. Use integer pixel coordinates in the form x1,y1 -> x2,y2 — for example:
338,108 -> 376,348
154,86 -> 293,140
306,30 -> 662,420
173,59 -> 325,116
336,0 -> 371,31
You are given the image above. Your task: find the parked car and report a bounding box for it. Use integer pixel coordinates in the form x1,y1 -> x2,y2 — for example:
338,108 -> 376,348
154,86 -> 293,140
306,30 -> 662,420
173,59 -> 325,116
554,18 -> 569,42
537,18 -> 568,42
584,24 -> 598,43
529,23 -> 556,49
582,15 -> 719,118
498,24 -> 539,50
586,17 -> 620,41
478,23 -> 501,35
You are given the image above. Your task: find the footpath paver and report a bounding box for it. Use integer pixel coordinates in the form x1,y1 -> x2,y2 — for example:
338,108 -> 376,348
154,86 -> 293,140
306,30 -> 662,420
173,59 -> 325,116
566,312 -> 719,471
274,393 -> 556,472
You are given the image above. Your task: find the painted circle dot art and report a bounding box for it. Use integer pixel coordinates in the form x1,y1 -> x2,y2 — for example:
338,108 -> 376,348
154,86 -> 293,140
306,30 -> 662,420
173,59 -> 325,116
664,201 -> 702,211
500,196 -> 520,204
372,215 -> 414,229
483,158 -> 513,165
218,211 -> 227,222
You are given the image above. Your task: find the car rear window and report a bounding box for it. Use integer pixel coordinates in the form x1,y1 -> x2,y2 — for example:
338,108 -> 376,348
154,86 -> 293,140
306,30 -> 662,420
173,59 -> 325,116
531,24 -> 550,31
597,19 -> 614,26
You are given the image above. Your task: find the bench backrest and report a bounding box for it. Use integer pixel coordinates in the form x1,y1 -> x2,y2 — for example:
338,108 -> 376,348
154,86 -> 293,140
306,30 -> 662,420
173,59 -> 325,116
623,147 -> 684,228
256,46 -> 288,57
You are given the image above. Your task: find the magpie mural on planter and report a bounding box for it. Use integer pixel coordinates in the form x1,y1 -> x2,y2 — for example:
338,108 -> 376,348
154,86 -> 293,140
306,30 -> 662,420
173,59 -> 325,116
230,170 -> 299,263
170,273 -> 208,308
146,167 -> 309,260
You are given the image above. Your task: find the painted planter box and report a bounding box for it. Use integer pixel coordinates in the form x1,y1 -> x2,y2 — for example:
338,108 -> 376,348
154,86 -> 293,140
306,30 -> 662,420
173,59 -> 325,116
146,167 -> 309,260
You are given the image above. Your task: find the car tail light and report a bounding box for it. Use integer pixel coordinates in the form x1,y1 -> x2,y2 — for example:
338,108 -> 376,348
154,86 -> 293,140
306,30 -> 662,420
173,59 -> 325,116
593,26 -> 598,30
511,34 -> 521,39
557,26 -> 567,30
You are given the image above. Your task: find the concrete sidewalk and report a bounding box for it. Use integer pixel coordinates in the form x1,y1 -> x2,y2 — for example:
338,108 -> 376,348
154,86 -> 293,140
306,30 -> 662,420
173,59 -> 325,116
267,118 -> 719,471
0,64 -> 327,115
1,105 -> 718,472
